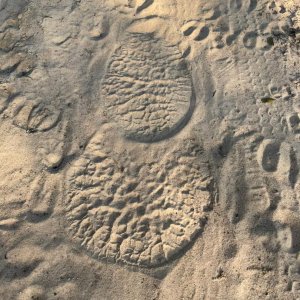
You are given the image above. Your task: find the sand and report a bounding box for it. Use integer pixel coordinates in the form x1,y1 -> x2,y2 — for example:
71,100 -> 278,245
0,0 -> 299,299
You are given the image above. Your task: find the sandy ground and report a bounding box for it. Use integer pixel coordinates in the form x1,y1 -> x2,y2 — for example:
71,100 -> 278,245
0,0 -> 299,299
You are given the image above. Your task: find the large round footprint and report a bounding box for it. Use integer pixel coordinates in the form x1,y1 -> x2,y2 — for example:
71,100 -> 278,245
65,130 -> 213,267
100,33 -> 194,143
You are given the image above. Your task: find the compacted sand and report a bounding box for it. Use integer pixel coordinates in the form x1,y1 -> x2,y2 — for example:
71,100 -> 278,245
0,0 -> 299,299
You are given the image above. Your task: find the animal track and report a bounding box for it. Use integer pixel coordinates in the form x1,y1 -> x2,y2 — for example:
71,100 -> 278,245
180,21 -> 212,44
287,113 -> 300,134
13,102 -> 61,133
135,0 -> 154,15
182,25 -> 197,37
194,26 -> 210,41
0,17 -> 61,134
243,31 -> 258,49
0,85 -> 61,133
257,139 -> 281,172
177,0 -> 270,53
255,136 -> 300,293
100,33 -> 194,143
257,139 -> 299,188
65,131 -> 213,267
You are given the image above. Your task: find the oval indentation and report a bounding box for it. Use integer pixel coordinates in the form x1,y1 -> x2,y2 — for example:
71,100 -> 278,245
100,33 -> 194,143
243,31 -> 258,49
65,133 -> 213,267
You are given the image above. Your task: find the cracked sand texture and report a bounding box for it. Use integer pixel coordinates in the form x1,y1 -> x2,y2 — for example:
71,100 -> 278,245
0,0 -> 299,299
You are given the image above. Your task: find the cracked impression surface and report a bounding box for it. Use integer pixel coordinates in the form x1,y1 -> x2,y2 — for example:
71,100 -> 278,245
0,0 -> 300,299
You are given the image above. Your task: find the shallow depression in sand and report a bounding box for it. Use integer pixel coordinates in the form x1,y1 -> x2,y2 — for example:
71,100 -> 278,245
100,33 -> 194,143
65,132 -> 213,267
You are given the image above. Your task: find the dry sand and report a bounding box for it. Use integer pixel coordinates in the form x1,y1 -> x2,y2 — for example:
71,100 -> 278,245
0,0 -> 299,299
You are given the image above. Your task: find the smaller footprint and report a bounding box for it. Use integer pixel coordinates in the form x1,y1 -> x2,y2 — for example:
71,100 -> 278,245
194,26 -> 210,41
243,31 -> 258,49
257,139 -> 280,172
